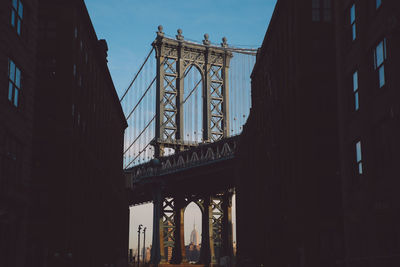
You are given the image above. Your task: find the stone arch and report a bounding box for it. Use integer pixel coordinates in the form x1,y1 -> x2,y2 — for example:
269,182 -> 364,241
183,63 -> 203,143
183,201 -> 203,263
183,62 -> 204,76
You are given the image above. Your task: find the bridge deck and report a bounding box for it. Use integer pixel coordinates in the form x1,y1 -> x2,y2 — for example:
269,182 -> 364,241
125,135 -> 239,206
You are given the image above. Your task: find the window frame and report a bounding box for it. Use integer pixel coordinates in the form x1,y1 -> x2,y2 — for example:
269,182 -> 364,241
352,70 -> 360,111
312,0 -> 332,22
376,0 -> 382,9
355,140 -> 363,176
10,0 -> 24,36
322,0 -> 332,22
312,0 -> 321,22
373,38 -> 387,88
7,59 -> 22,108
350,3 -> 357,41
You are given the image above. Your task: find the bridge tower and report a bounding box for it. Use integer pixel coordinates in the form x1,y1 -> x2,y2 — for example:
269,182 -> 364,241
152,25 -> 232,157
148,26 -> 235,266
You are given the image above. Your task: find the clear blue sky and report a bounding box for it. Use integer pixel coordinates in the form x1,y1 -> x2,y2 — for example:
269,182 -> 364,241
85,0 -> 277,98
84,0 -> 277,252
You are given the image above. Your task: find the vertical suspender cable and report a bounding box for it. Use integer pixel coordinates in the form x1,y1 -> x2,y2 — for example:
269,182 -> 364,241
241,54 -> 245,131
195,71 -> 198,142
139,70 -> 143,163
191,71 -> 193,142
144,60 -> 149,161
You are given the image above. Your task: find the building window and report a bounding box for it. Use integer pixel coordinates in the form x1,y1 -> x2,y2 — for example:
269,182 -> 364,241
350,4 -> 356,41
312,0 -> 332,22
374,38 -> 387,88
353,71 -> 359,111
312,0 -> 321,21
322,0 -> 332,21
8,59 -> 22,107
355,140 -> 363,175
376,0 -> 382,9
11,0 -> 23,35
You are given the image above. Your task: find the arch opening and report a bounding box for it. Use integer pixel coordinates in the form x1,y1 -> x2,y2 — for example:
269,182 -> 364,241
184,201 -> 202,263
183,64 -> 203,143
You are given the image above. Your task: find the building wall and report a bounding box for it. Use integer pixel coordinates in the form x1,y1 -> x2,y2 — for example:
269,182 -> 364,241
29,0 -> 128,267
0,0 -> 38,266
334,0 -> 400,266
236,0 -> 344,266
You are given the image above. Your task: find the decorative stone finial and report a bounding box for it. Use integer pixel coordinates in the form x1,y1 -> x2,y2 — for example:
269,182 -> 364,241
203,33 -> 210,45
176,29 -> 184,40
221,37 -> 228,47
157,25 -> 164,37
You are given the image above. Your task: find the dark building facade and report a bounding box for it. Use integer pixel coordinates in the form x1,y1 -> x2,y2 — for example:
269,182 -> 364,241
334,0 -> 400,266
1,0 -> 128,266
0,0 -> 38,266
236,0 -> 344,266
28,1 -> 129,267
237,0 -> 400,266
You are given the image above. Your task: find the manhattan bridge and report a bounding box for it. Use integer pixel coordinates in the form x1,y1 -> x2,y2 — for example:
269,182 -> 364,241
121,26 -> 256,266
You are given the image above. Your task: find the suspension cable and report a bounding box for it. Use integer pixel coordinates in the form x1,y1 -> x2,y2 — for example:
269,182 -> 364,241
123,42 -> 256,168
125,77 -> 156,121
120,47 -> 155,102
125,141 -> 153,169
123,115 -> 155,154
183,78 -> 202,104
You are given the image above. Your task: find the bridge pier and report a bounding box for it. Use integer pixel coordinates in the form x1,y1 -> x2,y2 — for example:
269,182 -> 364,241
221,190 -> 234,262
171,196 -> 187,264
150,189 -> 233,266
199,197 -> 211,265
150,187 -> 163,264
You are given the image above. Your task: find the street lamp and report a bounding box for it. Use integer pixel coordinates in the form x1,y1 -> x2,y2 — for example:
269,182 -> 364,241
137,224 -> 143,267
142,227 -> 147,264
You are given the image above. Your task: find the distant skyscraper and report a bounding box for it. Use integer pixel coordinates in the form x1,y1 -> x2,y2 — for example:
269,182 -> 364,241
190,221 -> 199,246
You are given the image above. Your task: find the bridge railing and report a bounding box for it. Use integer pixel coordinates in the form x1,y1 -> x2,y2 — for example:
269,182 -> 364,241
125,135 -> 239,188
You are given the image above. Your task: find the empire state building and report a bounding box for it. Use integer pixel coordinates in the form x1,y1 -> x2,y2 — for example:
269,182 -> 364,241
190,222 -> 199,246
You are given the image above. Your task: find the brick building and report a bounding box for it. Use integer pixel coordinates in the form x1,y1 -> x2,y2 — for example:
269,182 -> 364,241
236,0 -> 344,266
334,0 -> 400,266
27,0 -> 129,266
237,0 -> 400,266
0,0 -> 38,266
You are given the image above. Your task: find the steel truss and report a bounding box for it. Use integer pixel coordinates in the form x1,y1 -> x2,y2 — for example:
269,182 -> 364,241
153,27 -> 232,157
150,190 -> 234,265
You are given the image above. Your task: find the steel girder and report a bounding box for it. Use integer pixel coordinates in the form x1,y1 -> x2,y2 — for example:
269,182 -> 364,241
152,29 -> 232,157
150,190 -> 234,265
